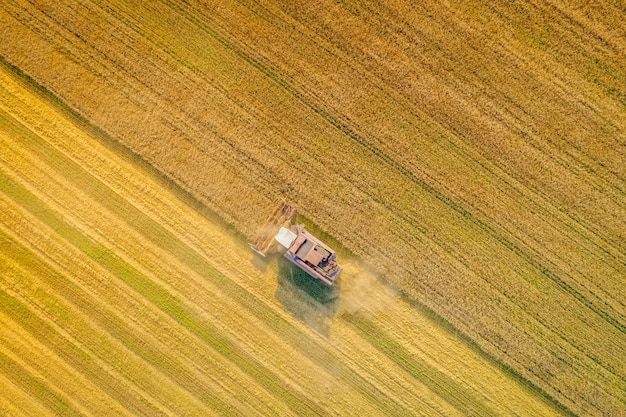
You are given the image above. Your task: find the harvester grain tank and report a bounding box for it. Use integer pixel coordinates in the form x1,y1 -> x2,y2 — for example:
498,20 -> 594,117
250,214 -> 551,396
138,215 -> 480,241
249,202 -> 342,286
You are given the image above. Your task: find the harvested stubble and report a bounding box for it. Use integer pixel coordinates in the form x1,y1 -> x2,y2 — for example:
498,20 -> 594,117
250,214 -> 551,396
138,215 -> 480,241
1,0 -> 624,415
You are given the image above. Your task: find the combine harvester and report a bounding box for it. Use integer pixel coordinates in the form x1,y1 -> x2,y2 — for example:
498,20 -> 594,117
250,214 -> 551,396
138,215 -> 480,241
250,201 -> 342,286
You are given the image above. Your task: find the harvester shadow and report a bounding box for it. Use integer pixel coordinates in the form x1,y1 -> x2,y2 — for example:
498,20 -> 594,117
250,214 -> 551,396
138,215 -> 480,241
275,256 -> 340,336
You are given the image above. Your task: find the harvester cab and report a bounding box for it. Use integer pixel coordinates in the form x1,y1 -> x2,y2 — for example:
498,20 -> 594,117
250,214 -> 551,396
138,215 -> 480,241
249,202 -> 342,286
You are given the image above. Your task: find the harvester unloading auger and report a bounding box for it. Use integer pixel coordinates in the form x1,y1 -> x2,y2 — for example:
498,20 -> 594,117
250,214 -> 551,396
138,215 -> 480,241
249,201 -> 343,286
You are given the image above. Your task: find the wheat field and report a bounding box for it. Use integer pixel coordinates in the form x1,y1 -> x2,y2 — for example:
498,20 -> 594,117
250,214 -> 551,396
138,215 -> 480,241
1,0 -> 624,416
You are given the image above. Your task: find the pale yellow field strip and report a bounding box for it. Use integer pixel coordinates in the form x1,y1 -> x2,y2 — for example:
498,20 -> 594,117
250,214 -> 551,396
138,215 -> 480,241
0,376 -> 56,417
0,303 -> 142,417
0,242 -> 201,417
0,177 -> 289,415
0,339 -> 86,417
0,232 -> 242,417
0,315 -> 114,417
0,85 -> 556,412
0,60 -> 567,415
